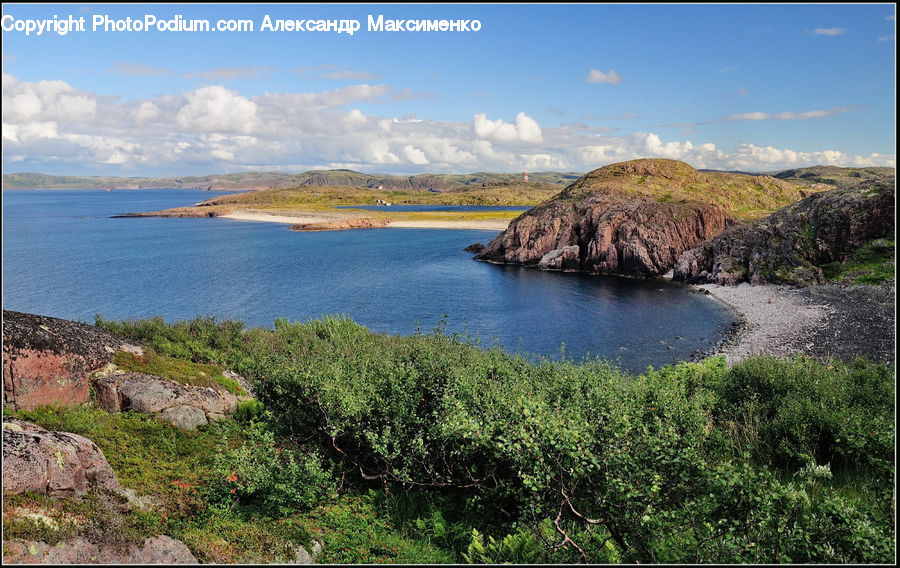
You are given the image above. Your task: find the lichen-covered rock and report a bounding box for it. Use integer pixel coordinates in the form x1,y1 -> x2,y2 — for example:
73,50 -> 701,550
158,405 -> 208,431
674,177 -> 895,286
92,372 -> 238,429
2,535 -> 198,564
2,420 -> 121,498
475,160 -> 729,277
2,311 -> 142,411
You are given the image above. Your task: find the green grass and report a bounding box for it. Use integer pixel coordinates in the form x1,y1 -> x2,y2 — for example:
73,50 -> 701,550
821,237 -> 895,284
9,405 -> 230,514
112,349 -> 245,395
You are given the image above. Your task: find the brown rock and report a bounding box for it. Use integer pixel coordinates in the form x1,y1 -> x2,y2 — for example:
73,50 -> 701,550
2,311 -> 142,411
2,419 -> 121,498
476,177 -> 727,277
463,243 -> 486,253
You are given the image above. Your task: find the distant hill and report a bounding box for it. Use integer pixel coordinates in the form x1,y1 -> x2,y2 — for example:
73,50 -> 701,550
1,170 -> 581,191
5,165 -> 892,193
770,165 -> 895,189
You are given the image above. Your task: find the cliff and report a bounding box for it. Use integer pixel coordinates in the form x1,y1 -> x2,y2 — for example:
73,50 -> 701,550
473,158 -> 806,277
673,176 -> 895,286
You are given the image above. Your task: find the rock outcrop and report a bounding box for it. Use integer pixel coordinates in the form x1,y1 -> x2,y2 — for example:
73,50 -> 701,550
92,372 -> 240,430
2,419 -> 121,498
475,160 -> 730,277
674,177 -> 895,286
2,311 -> 142,411
289,218 -> 390,231
2,536 -> 198,564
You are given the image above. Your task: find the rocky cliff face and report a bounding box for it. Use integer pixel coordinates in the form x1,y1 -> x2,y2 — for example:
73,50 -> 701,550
475,160 -> 729,277
674,177 -> 895,286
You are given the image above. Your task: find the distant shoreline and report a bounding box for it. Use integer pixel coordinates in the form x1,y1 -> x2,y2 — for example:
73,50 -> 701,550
222,210 -> 510,231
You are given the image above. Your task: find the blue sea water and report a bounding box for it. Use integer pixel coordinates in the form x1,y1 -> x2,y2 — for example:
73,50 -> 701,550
2,189 -> 733,373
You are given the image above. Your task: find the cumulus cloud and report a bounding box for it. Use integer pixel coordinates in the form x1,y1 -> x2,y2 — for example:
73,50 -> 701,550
109,61 -> 170,77
812,28 -> 847,36
176,86 -> 258,133
473,112 -> 543,143
403,145 -> 429,164
585,69 -> 622,84
1,74 -> 893,175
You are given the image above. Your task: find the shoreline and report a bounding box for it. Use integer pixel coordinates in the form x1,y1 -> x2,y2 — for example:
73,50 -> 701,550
694,282 -> 895,366
222,210 -> 510,231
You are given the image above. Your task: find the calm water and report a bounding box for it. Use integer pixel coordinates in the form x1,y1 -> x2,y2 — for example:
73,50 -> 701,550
2,189 -> 733,373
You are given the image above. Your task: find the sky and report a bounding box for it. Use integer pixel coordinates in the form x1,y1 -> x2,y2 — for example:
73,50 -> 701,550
1,3 -> 896,176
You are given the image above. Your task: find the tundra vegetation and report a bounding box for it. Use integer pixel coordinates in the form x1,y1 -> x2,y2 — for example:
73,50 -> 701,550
6,315 -> 894,564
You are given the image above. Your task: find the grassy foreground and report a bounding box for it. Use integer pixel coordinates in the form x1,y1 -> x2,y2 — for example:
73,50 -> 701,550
4,315 -> 895,564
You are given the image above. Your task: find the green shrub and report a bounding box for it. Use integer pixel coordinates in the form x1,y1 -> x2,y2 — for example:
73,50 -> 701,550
711,356 -> 894,475
204,421 -> 334,517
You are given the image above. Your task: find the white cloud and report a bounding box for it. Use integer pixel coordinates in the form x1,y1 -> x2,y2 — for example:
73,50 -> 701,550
320,69 -> 379,81
878,35 -> 894,42
109,61 -> 170,77
473,112 -> 543,143
724,107 -> 850,121
585,69 -> 622,84
184,66 -> 275,81
1,74 -> 893,175
176,86 -> 258,134
403,145 -> 429,164
812,28 -> 847,36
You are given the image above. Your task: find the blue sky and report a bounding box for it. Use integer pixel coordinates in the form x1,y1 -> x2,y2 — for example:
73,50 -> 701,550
1,3 -> 895,175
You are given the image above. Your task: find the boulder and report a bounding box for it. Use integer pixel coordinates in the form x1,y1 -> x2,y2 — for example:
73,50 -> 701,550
2,419 -> 120,498
158,405 -> 208,431
2,535 -> 198,564
2,311 -> 142,411
538,245 -> 581,271
92,373 -> 239,430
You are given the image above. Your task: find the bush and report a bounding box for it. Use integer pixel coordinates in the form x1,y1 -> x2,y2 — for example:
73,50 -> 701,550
205,421 -> 334,517
711,356 -> 894,475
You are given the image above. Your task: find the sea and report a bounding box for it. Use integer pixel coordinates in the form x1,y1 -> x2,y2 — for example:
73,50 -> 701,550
2,189 -> 734,373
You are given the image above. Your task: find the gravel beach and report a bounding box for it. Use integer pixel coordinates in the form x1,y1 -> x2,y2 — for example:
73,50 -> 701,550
697,282 -> 895,366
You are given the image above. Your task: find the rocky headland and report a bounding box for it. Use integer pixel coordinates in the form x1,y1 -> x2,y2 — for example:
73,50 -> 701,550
674,176 -> 895,286
474,158 -> 807,277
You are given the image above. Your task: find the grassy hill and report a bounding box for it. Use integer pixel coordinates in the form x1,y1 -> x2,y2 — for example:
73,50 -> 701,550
772,165 -> 895,189
560,158 -> 816,219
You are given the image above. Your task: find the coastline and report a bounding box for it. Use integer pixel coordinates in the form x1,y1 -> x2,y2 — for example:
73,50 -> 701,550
695,282 -> 895,366
222,210 -> 511,231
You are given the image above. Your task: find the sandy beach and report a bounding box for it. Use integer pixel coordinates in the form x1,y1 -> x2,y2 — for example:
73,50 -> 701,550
221,211 -> 334,224
698,282 -> 895,365
222,210 -> 511,231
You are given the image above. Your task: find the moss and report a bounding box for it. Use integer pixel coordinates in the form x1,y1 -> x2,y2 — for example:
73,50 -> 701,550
2,491 -> 164,550
112,349 -> 244,396
9,405 -> 234,515
820,236 -> 895,285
